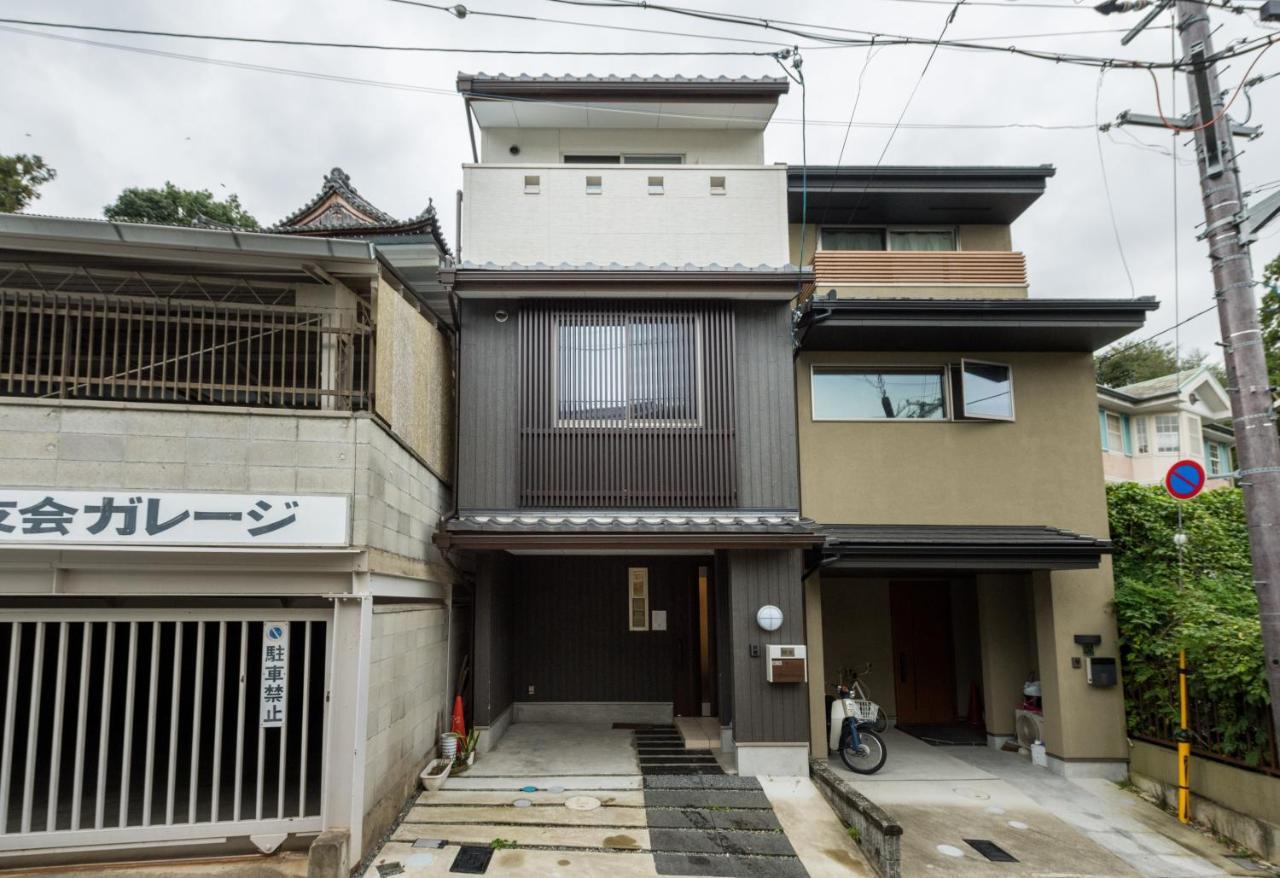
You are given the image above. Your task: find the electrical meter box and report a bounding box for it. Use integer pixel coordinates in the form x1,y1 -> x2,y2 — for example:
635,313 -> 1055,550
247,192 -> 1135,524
766,644 -> 807,683
1086,656 -> 1118,688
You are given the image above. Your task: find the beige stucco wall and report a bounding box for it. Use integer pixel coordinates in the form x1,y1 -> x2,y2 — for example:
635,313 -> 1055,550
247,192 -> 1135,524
374,277 -> 453,479
976,574 -> 1037,737
800,350 -> 1128,762
479,128 -> 767,164
797,350 -> 1109,534
461,164 -> 789,266
819,577 -> 898,720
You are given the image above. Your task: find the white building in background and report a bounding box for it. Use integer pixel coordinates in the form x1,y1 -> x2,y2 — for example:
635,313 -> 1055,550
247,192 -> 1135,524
0,208 -> 456,870
1098,367 -> 1236,489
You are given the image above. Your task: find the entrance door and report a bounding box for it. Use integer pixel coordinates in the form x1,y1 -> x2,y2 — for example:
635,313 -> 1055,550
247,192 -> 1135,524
889,580 -> 956,724
672,564 -> 715,717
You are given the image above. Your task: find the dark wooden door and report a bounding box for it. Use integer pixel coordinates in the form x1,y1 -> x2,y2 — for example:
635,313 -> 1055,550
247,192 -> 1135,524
671,567 -> 701,717
889,581 -> 957,724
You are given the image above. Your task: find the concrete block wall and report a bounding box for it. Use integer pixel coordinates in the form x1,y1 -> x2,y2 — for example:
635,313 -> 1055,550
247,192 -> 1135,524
0,402 -> 450,565
362,604 -> 450,853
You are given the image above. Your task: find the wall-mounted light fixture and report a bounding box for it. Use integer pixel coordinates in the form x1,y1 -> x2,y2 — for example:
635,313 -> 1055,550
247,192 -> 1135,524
756,605 -> 783,632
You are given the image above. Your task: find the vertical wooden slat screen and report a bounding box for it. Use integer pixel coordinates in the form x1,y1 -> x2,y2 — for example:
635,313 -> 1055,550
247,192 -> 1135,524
0,288 -> 373,411
519,301 -> 737,508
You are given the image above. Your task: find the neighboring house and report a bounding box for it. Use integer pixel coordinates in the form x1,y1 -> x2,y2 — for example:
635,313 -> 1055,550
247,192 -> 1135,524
790,165 -> 1158,777
437,73 -> 821,777
0,209 -> 455,865
1098,367 -> 1236,488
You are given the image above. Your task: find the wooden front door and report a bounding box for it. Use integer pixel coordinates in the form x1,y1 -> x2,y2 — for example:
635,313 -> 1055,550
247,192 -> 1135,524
889,581 -> 957,724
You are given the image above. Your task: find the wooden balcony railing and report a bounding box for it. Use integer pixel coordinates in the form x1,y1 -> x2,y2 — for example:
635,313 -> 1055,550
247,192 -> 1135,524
0,287 -> 374,411
812,250 -> 1028,287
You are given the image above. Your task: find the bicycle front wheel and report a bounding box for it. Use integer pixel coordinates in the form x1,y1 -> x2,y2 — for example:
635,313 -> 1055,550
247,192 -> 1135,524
839,729 -> 888,774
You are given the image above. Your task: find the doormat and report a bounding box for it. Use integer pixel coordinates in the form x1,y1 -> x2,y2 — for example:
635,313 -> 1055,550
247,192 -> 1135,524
897,724 -> 987,746
450,845 -> 494,874
964,839 -> 1018,862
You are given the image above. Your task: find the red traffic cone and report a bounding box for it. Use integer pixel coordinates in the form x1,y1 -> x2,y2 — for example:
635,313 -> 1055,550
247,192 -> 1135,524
451,695 -> 466,737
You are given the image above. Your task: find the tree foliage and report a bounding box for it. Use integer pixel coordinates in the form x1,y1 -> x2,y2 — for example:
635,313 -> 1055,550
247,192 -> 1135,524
1096,339 -> 1206,388
1108,482 -> 1269,762
103,182 -> 259,230
0,154 -> 56,213
1263,251 -> 1280,395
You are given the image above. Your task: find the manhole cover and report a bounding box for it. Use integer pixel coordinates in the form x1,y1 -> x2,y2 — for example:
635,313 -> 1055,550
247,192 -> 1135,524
565,795 -> 602,811
936,844 -> 965,858
512,798 -> 533,808
965,839 -> 1018,863
952,786 -> 990,801
451,845 -> 494,874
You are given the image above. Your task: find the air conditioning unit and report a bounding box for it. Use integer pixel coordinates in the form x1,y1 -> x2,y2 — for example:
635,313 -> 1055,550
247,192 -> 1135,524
1015,709 -> 1045,747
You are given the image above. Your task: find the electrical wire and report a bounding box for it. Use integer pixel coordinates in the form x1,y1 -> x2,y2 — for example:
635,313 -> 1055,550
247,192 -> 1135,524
815,44 -> 881,233
1095,66 -> 1138,296
0,15 -> 778,56
536,0 -> 1280,69
0,24 -> 1101,133
1144,40 -> 1275,130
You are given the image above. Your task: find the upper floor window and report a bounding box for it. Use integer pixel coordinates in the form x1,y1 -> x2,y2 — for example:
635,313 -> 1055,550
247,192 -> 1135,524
1207,441 -> 1223,475
956,359 -> 1014,421
1105,412 -> 1125,453
555,316 -> 701,426
1186,415 -> 1203,455
1135,416 -> 1150,454
811,367 -> 947,421
563,154 -> 684,164
819,226 -> 957,252
1155,414 -> 1180,453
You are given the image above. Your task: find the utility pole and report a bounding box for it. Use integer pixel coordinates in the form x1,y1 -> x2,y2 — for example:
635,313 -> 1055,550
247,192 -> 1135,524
1100,0 -> 1280,793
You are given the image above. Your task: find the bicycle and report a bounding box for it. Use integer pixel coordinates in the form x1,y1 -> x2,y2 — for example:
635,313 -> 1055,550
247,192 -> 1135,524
828,681 -> 889,774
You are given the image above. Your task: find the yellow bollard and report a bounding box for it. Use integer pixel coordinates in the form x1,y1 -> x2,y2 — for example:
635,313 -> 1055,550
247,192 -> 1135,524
1178,649 -> 1190,824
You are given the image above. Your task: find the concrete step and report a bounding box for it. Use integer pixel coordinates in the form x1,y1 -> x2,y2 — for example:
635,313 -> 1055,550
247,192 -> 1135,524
645,809 -> 783,832
419,788 -> 643,807
643,775 -> 762,791
364,842 -> 665,878
392,821 -> 650,851
648,828 -> 798,856
652,852 -> 808,878
641,790 -> 773,810
405,803 -> 646,828
441,774 -> 642,791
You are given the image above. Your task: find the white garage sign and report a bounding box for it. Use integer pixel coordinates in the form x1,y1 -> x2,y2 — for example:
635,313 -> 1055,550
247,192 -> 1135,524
0,490 -> 349,547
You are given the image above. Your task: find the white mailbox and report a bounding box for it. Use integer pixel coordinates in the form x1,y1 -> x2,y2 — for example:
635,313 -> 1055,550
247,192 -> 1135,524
766,644 -> 808,683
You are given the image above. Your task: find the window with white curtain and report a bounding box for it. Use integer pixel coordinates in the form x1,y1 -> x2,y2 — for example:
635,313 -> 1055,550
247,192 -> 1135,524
1106,413 -> 1125,453
819,226 -> 957,252
1187,415 -> 1203,455
555,316 -> 701,426
1156,414 -> 1180,453
1135,416 -> 1150,454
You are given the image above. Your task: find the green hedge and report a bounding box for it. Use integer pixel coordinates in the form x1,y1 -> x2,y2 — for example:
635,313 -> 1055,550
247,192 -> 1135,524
1108,482 -> 1271,764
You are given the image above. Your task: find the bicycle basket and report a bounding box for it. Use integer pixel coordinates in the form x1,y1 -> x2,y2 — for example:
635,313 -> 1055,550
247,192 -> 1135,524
848,699 -> 878,723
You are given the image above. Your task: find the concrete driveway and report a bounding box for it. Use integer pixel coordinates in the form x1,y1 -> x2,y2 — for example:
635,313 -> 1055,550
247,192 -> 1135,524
360,723 -> 874,877
831,729 -> 1262,878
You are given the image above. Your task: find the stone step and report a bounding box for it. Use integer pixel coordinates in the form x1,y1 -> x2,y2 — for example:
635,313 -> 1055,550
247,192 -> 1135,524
652,852 -> 808,878
648,828 -> 797,857
642,790 -> 772,810
391,821 -> 650,851
643,775 -> 761,791
646,809 -> 782,832
441,774 -> 641,791
405,803 -> 646,828
419,789 -> 643,808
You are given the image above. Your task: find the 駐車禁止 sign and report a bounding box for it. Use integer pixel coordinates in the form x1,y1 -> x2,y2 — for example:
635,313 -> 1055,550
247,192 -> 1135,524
0,490 -> 348,547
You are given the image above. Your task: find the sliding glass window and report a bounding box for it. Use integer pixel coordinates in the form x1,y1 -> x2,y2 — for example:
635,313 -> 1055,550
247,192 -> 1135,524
811,367 -> 947,421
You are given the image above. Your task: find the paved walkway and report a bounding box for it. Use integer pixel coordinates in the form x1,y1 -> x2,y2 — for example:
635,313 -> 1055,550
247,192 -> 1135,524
360,723 -> 872,877
832,729 -> 1261,878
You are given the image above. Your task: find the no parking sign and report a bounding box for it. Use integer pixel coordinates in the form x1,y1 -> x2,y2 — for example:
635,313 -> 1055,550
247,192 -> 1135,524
1165,459 -> 1206,500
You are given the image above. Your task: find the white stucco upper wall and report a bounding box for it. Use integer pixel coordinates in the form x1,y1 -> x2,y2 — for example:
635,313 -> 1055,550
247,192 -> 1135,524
478,128 -> 766,164
461,164 -> 790,266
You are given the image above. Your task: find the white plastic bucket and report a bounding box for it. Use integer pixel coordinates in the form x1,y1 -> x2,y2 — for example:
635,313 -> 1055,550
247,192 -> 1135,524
440,732 -> 458,760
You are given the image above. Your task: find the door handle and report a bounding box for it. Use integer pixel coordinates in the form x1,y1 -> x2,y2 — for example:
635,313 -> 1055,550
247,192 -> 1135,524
899,652 -> 907,683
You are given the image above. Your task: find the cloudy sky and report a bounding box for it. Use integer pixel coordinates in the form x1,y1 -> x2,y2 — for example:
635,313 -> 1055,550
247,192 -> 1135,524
2,0 -> 1278,361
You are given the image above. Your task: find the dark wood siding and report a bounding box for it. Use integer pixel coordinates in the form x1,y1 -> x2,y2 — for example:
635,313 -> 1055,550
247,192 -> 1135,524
511,555 -> 704,703
473,551 -> 516,724
458,299 -> 520,509
518,302 -> 737,508
726,549 -> 808,743
734,302 -> 799,509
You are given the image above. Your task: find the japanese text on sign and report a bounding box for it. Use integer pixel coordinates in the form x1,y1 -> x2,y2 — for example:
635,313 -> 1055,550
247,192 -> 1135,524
0,490 -> 348,546
261,622 -> 289,729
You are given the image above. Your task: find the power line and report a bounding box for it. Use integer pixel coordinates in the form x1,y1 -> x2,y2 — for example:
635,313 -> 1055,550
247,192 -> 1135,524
0,24 -> 1099,132
0,15 -> 776,56
1095,67 -> 1138,296
537,0 -> 1280,69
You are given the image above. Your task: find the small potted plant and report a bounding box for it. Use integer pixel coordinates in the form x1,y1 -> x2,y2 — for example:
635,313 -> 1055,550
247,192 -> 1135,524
451,729 -> 480,774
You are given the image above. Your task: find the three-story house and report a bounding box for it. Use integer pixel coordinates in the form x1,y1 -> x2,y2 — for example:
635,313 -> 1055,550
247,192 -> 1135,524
437,73 -> 820,776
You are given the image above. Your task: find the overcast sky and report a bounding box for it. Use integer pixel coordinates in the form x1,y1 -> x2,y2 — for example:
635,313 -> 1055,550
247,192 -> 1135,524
2,0 -> 1278,361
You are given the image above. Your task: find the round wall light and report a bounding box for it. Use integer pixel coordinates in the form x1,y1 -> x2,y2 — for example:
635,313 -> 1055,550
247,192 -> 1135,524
756,605 -> 783,632
494,309 -> 509,323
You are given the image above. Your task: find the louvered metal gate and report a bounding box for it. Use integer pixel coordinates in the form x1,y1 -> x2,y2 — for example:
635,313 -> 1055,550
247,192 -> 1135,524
0,610 -> 330,855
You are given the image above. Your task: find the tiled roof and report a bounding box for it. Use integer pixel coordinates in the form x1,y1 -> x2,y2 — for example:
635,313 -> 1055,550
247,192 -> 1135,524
819,524 -> 1111,570
459,73 -> 789,85
1113,369 -> 1203,398
447,512 -> 816,534
457,261 -> 805,272
271,167 -> 451,254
